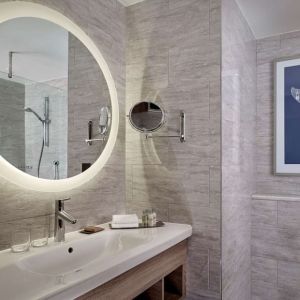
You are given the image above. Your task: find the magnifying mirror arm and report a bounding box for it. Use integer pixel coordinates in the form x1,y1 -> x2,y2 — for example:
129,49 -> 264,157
85,138 -> 106,144
145,111 -> 186,143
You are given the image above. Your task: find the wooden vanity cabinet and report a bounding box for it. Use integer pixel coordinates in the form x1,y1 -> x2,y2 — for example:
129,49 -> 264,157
77,240 -> 187,300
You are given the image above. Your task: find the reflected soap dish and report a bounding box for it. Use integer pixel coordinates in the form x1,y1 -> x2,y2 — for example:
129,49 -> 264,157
109,221 -> 165,230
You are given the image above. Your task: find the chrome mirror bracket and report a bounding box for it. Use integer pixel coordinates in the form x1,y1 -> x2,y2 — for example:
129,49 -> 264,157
145,111 -> 186,143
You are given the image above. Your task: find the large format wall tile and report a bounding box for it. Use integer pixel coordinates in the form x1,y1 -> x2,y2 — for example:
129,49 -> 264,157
68,33 -> 110,177
126,0 -> 221,299
0,1 -> 222,298
222,0 -> 256,300
254,24 -> 300,300
0,0 -> 126,250
0,78 -> 25,172
252,198 -> 300,299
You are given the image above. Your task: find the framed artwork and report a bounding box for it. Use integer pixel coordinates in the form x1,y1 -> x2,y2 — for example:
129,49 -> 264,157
275,57 -> 300,174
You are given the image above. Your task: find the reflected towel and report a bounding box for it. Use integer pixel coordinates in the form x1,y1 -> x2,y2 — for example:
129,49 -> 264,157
112,214 -> 139,225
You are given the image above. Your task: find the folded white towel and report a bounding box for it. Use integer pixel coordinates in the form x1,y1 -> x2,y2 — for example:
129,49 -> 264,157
112,214 -> 139,225
111,222 -> 139,229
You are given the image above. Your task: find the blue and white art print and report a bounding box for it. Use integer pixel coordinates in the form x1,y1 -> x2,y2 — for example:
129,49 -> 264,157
275,58 -> 300,174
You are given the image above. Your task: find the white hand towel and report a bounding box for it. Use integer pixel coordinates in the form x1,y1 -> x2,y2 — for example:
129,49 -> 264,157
111,223 -> 139,229
112,214 -> 139,225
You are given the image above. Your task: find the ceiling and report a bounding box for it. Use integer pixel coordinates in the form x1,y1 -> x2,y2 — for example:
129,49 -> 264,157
119,0 -> 300,39
0,17 -> 68,83
118,0 -> 145,7
236,0 -> 300,39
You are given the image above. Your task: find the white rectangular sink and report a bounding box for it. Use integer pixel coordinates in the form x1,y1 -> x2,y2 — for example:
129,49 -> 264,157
0,222 -> 192,300
17,230 -> 149,276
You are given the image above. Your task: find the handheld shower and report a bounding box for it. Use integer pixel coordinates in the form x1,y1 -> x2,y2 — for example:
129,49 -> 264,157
24,107 -> 44,122
24,98 -> 50,178
24,97 -> 50,146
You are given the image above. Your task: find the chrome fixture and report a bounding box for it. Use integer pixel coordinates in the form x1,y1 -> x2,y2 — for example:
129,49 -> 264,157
24,97 -> 51,177
85,107 -> 111,145
86,120 -> 93,146
8,51 -> 13,78
128,101 -> 166,133
53,160 -> 59,180
44,97 -> 50,147
145,111 -> 186,143
99,106 -> 111,135
128,101 -> 186,143
24,97 -> 50,147
24,107 -> 44,122
54,198 -> 77,242
85,137 -> 106,144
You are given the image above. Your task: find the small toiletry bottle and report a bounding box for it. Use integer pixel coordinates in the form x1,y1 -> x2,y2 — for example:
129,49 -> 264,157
148,209 -> 156,227
142,210 -> 148,227
152,209 -> 157,226
148,211 -> 153,227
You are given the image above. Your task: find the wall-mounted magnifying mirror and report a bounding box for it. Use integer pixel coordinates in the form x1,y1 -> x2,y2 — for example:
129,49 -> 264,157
86,106 -> 111,146
99,106 -> 111,136
0,16 -> 114,180
128,101 -> 165,133
128,101 -> 186,143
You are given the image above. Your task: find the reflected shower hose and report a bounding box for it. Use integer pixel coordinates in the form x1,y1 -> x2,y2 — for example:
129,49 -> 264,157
37,139 -> 44,178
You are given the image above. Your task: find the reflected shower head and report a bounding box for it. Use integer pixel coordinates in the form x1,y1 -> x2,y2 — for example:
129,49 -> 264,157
24,107 -> 44,122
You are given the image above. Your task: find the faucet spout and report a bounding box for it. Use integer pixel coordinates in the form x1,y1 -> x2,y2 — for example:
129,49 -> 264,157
54,198 -> 77,242
57,210 -> 77,224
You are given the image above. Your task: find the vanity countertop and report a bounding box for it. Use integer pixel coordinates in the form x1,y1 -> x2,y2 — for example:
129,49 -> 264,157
0,222 -> 192,300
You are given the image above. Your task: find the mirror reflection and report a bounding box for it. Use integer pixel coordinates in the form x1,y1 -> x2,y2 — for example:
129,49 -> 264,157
0,17 -> 111,180
129,102 -> 165,133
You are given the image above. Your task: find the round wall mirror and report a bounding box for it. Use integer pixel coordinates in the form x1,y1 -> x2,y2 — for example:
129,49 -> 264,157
129,102 -> 165,133
0,17 -> 112,180
0,2 -> 119,192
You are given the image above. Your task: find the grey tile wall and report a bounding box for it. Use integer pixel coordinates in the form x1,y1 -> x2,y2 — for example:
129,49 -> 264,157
253,28 -> 300,300
0,0 -> 126,249
252,198 -> 300,300
68,33 -> 110,177
125,0 -> 222,299
222,0 -> 256,300
0,78 -> 25,171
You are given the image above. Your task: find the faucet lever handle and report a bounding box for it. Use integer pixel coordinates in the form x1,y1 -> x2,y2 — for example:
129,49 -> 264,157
61,197 -> 71,202
56,197 -> 71,203
55,198 -> 71,211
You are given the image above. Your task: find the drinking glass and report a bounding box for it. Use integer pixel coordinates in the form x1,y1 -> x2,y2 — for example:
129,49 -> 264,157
11,229 -> 31,253
31,218 -> 49,247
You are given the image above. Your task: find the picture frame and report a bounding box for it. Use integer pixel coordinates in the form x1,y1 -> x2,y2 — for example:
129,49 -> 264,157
275,57 -> 300,175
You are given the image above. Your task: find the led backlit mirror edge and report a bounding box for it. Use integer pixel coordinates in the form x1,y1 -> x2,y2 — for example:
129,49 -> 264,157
0,1 -> 119,193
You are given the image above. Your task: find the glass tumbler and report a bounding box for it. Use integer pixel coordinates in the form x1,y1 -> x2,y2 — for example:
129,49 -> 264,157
11,229 -> 31,253
31,224 -> 49,248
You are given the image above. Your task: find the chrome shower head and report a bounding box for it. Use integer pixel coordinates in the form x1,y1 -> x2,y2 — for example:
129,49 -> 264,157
24,107 -> 31,112
24,107 -> 44,123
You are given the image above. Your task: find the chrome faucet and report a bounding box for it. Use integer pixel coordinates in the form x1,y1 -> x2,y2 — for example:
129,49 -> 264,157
54,198 -> 77,242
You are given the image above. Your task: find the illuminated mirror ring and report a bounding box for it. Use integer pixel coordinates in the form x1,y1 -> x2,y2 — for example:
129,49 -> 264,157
0,1 -> 119,192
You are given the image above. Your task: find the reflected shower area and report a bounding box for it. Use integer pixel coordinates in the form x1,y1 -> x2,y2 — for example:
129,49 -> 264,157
0,17 -> 112,180
0,71 -> 67,179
